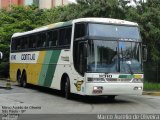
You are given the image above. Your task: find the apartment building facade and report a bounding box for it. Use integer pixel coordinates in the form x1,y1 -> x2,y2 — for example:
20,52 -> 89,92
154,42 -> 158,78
39,0 -> 69,9
0,0 -> 24,10
0,0 -> 71,10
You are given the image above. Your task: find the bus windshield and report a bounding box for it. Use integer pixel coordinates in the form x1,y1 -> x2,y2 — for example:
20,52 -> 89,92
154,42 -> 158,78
89,23 -> 141,40
87,40 -> 142,74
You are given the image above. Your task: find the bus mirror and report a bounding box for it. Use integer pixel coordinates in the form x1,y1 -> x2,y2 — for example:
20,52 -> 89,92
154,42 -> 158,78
142,45 -> 147,62
0,51 -> 3,63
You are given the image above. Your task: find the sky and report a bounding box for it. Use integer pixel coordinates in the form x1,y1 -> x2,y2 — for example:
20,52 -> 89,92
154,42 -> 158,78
68,0 -> 76,3
25,0 -> 33,5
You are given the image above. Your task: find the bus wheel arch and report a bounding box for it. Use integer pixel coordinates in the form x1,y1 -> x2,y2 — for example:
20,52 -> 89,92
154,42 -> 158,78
21,70 -> 27,88
60,73 -> 71,99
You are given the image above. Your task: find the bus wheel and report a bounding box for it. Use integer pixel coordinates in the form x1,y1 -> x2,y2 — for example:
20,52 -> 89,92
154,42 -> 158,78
21,72 -> 27,88
17,73 -> 21,87
64,77 -> 71,99
107,95 -> 116,101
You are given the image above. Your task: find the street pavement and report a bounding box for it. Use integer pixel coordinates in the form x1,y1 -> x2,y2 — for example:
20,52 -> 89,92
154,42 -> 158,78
0,80 -> 160,120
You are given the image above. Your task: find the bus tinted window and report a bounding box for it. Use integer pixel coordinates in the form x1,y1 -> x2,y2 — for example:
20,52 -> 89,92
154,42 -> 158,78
59,27 -> 72,46
11,38 -> 15,51
37,33 -> 46,48
11,25 -> 72,52
15,38 -> 21,50
29,35 -> 36,49
21,37 -> 28,50
74,23 -> 86,39
47,30 -> 58,47
65,27 -> 72,45
59,28 -> 65,46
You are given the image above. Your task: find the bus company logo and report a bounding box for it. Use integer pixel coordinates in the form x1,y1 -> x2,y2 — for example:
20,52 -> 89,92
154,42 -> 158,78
21,54 -> 36,60
74,80 -> 84,91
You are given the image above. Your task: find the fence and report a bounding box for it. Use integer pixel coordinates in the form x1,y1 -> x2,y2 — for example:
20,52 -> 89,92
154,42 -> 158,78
144,62 -> 160,83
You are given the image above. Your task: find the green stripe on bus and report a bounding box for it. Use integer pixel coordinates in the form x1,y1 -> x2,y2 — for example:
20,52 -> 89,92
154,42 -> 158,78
38,51 -> 53,86
43,50 -> 61,87
119,75 -> 134,78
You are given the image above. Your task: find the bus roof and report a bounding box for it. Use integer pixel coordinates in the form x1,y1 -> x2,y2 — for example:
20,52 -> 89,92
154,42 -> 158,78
12,17 -> 138,38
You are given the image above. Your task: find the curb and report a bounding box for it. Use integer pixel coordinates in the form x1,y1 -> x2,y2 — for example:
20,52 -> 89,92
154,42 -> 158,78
143,91 -> 160,96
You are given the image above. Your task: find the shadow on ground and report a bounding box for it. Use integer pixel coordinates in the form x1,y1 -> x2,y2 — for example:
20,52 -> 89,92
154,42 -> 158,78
14,84 -> 133,104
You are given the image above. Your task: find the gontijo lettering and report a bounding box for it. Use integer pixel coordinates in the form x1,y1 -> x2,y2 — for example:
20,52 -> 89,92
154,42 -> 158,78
21,54 -> 35,60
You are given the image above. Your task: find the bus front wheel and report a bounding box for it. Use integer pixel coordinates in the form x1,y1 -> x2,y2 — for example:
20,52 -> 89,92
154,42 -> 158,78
64,77 -> 71,99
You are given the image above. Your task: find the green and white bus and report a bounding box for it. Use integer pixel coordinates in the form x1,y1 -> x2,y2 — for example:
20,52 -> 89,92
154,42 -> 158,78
10,18 -> 144,99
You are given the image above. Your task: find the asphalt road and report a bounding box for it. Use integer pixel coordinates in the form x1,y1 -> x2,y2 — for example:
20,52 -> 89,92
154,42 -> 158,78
0,80 -> 160,120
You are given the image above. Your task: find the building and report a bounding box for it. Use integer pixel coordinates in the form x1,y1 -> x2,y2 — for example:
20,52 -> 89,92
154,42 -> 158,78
0,0 -> 71,10
33,0 -> 39,6
39,0 -> 69,9
24,0 -> 33,5
0,0 -> 24,10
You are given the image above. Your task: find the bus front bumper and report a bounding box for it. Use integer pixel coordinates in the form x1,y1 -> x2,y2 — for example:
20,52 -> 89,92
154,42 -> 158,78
85,82 -> 143,96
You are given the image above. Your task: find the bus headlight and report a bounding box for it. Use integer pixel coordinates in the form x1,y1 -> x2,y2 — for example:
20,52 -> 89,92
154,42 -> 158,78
87,78 -> 105,82
132,78 -> 143,83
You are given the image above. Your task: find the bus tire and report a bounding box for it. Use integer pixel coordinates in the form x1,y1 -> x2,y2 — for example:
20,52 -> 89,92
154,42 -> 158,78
20,72 -> 27,88
17,71 -> 21,87
64,77 -> 71,99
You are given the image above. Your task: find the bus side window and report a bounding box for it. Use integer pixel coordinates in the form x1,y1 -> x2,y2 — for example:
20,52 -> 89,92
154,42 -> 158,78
37,33 -> 45,48
25,38 -> 28,49
74,23 -> 86,39
64,27 -> 72,45
53,30 -> 58,46
29,35 -> 36,49
11,38 -> 16,51
21,37 -> 28,50
47,30 -> 58,47
47,31 -> 53,47
15,38 -> 21,50
59,28 -> 65,46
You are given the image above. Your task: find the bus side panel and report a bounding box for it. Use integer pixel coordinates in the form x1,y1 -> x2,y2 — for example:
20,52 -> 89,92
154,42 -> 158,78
50,49 -> 85,95
28,51 -> 46,85
37,50 -> 61,87
9,51 -> 46,84
50,50 -> 71,90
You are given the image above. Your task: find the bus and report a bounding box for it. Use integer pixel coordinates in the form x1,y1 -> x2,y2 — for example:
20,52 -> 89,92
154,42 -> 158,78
10,18 -> 144,99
